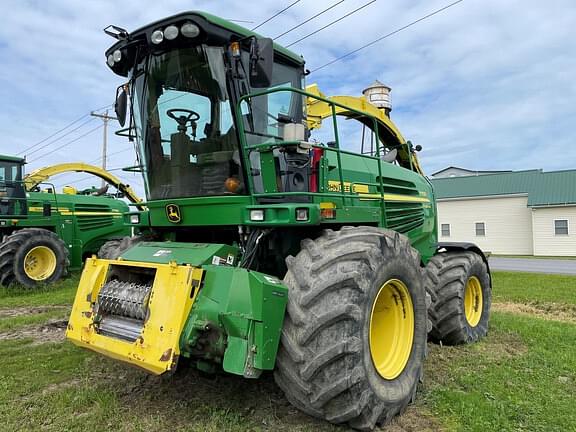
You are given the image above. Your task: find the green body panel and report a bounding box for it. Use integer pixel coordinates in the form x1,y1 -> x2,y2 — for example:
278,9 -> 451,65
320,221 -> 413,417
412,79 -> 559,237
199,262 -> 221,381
120,241 -> 239,267
180,265 -> 288,376
0,190 -> 133,269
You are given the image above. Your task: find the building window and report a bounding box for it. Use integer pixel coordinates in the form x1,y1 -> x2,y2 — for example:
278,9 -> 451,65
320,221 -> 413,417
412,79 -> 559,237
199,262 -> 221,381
441,224 -> 451,237
554,219 -> 569,235
475,222 -> 486,236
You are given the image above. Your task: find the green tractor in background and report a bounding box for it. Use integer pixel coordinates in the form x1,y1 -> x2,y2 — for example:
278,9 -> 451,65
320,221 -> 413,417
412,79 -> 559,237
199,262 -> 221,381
0,155 -> 145,287
66,12 -> 491,430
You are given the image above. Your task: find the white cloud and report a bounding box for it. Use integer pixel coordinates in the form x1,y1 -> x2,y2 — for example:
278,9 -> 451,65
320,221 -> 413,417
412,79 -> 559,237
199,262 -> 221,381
0,0 -> 574,195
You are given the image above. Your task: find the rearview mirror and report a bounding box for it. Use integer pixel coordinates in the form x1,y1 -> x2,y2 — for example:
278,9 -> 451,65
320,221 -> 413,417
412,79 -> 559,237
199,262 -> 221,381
115,85 -> 128,127
249,38 -> 273,88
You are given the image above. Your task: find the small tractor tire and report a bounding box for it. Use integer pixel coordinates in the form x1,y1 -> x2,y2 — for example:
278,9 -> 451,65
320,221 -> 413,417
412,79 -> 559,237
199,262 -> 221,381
0,228 -> 69,288
425,251 -> 491,345
274,226 -> 427,430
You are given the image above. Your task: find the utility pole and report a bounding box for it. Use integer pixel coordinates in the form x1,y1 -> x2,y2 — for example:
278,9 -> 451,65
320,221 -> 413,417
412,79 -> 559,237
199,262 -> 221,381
90,110 -> 117,187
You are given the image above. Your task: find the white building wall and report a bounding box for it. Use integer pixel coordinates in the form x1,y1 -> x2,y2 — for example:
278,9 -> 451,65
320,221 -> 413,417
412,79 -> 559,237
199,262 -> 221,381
437,195 -> 533,255
532,206 -> 576,256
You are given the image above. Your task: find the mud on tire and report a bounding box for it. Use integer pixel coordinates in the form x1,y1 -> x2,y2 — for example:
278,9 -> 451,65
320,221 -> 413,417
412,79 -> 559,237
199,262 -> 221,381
425,251 -> 491,345
274,226 -> 427,431
0,228 -> 69,288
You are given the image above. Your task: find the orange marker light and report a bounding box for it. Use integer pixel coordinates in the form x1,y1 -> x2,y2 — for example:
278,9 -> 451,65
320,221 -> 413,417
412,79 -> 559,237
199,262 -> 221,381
225,177 -> 241,193
230,42 -> 241,58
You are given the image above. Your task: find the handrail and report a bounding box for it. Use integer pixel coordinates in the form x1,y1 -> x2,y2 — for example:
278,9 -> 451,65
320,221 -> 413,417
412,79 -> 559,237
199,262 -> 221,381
0,181 -> 59,217
235,87 -> 407,223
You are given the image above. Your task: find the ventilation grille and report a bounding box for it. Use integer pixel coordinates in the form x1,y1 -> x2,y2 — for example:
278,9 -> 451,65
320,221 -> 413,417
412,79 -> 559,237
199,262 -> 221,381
75,203 -> 115,231
379,176 -> 419,196
385,202 -> 425,233
75,204 -> 112,212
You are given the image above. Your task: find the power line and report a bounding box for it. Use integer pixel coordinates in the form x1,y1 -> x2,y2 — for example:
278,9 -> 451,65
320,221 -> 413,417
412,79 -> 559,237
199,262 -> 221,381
285,0 -> 376,48
22,117 -> 97,157
28,124 -> 104,164
251,0 -> 302,31
92,147 -> 134,164
310,0 -> 466,73
46,146 -> 136,185
17,103 -> 113,155
274,0 -> 346,40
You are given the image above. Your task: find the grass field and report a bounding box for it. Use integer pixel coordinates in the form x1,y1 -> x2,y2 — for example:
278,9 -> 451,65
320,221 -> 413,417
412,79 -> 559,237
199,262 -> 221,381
0,272 -> 575,431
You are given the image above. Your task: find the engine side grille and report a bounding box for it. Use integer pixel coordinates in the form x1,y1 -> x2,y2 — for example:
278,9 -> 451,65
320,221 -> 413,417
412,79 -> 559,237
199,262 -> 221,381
75,203 -> 112,212
379,176 -> 419,196
75,203 -> 116,231
385,202 -> 425,233
77,215 -> 114,230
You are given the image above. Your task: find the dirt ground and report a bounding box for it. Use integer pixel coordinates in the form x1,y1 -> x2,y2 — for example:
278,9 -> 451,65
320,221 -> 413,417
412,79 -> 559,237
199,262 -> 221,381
492,301 -> 576,323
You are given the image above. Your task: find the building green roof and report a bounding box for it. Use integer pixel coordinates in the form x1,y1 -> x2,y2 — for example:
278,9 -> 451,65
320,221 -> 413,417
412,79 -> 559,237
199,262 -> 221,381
430,169 -> 576,207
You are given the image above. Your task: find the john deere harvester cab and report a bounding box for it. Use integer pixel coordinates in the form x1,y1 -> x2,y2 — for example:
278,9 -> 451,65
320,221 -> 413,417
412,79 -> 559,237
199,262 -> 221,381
67,12 -> 492,430
0,158 -> 146,287
0,155 -> 27,216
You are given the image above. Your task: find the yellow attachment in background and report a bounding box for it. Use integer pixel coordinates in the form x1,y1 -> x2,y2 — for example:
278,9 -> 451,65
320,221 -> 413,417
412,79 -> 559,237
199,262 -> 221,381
62,186 -> 78,195
305,83 -> 425,176
66,258 -> 204,375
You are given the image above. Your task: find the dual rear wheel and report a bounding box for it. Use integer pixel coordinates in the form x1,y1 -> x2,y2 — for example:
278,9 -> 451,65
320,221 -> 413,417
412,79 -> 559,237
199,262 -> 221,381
425,251 -> 491,345
275,227 -> 491,430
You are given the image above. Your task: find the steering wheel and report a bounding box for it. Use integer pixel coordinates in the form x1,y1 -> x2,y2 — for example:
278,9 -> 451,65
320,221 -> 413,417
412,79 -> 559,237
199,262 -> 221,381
166,109 -> 200,134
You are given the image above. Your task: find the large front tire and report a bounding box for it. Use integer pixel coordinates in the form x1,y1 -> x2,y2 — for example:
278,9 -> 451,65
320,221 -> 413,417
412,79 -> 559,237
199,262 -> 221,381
0,228 -> 69,288
274,227 -> 427,431
425,251 -> 491,345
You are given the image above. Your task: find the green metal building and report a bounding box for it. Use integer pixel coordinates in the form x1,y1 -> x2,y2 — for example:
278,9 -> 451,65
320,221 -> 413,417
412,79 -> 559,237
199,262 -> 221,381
430,169 -> 576,256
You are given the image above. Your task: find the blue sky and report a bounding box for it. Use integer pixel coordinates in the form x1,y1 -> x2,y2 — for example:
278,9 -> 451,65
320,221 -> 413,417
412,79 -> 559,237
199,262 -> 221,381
1,0 -> 575,196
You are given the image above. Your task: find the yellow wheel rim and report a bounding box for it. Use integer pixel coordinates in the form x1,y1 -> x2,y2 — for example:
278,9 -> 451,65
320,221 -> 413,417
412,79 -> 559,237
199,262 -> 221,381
369,279 -> 414,380
24,246 -> 57,281
464,276 -> 483,327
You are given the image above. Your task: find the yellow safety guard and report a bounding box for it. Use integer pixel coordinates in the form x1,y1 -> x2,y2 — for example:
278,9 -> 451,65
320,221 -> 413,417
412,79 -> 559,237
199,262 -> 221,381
66,257 -> 203,375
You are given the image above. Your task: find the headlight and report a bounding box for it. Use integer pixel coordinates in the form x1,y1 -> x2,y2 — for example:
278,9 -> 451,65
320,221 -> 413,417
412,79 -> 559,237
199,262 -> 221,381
164,25 -> 179,40
250,209 -> 265,221
113,49 -> 122,62
130,214 -> 140,224
151,29 -> 164,44
295,208 -> 309,221
181,22 -> 200,38
106,54 -> 115,67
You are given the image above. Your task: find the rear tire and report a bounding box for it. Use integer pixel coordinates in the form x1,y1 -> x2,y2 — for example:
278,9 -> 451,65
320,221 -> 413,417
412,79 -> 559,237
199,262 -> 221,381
0,228 -> 69,288
425,251 -> 491,345
274,226 -> 427,430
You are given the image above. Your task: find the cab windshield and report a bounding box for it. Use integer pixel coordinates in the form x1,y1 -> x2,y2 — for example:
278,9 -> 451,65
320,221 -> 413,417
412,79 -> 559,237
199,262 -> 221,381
0,160 -> 26,215
132,46 -> 240,200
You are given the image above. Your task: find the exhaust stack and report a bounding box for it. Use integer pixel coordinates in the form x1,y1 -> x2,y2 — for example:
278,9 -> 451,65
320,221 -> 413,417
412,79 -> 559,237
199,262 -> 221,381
363,80 -> 392,117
